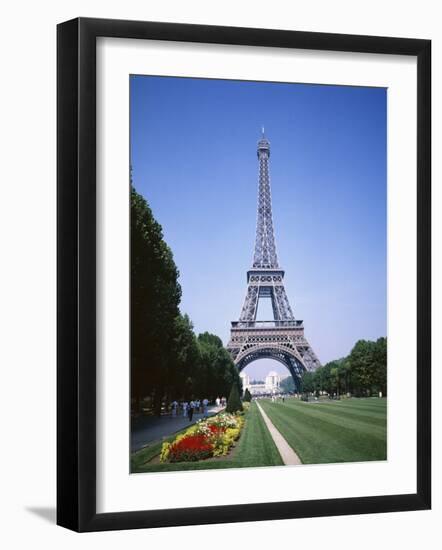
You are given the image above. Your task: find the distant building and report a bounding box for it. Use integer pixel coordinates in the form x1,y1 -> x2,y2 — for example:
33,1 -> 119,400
240,371 -> 250,390
265,371 -> 281,392
240,370 -> 282,395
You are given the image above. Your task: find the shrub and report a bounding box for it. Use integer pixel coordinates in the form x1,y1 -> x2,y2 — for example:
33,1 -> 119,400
226,383 -> 243,413
243,388 -> 252,402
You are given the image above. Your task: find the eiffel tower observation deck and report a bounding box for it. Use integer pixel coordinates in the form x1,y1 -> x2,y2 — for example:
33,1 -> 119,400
227,131 -> 320,388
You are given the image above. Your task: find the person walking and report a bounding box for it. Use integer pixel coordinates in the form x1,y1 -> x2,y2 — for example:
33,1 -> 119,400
202,398 -> 209,418
171,400 -> 178,417
182,401 -> 188,418
188,400 -> 195,422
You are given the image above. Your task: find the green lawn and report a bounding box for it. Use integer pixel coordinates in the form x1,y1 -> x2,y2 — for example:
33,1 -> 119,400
131,401 -> 284,473
260,397 -> 387,464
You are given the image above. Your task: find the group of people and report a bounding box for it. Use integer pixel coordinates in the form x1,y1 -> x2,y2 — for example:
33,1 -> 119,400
215,396 -> 227,408
271,394 -> 285,402
170,396 -> 227,422
253,394 -> 287,402
170,399 -> 209,422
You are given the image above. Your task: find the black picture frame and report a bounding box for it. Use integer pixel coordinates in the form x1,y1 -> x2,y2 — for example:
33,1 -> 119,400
57,17 -> 431,532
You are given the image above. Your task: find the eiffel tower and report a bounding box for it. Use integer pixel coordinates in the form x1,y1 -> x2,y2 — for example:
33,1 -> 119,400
227,131 -> 320,389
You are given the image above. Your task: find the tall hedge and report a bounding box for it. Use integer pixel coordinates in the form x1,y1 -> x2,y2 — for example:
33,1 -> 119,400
226,383 -> 243,413
243,388 -> 252,402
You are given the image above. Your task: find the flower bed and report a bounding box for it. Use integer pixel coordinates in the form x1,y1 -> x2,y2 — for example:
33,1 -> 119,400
160,412 -> 245,463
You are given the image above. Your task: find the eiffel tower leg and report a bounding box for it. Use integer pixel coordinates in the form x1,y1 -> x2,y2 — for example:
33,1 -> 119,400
295,342 -> 321,371
239,285 -> 259,322
284,357 -> 303,392
270,286 -> 282,321
273,285 -> 295,320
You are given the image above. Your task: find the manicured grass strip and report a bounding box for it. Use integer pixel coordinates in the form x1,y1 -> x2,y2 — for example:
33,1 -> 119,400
131,402 -> 283,473
302,404 -> 387,424
259,398 -> 386,465
237,401 -> 284,467
281,400 -> 387,431
331,399 -> 387,412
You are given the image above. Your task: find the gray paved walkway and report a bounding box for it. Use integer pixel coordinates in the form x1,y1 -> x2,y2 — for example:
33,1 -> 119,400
131,406 -> 223,452
256,401 -> 302,465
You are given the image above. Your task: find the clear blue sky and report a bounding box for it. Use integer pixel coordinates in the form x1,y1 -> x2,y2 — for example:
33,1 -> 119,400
130,75 -> 386,379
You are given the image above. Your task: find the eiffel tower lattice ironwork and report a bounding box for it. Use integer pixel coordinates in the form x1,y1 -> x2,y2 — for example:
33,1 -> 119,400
227,131 -> 321,389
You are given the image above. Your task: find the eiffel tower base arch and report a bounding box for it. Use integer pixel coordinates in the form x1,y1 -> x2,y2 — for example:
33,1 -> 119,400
227,321 -> 320,392
236,347 -> 305,392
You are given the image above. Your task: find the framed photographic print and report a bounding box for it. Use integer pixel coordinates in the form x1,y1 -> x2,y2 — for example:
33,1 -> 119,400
57,17 -> 431,532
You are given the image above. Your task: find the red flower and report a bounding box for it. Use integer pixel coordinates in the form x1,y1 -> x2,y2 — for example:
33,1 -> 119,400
208,424 -> 226,435
169,434 -> 213,462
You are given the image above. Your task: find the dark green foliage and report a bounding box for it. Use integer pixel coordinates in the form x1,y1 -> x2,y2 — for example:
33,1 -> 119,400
300,338 -> 387,397
197,332 -> 223,348
371,337 -> 387,396
279,376 -> 295,393
243,388 -> 252,402
226,383 -> 243,413
131,185 -> 240,414
194,333 -> 241,401
131,186 -> 181,414
300,371 -> 315,394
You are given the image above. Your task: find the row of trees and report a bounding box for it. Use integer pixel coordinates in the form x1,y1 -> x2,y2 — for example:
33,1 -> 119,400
131,186 -> 241,415
300,337 -> 387,397
279,376 -> 296,393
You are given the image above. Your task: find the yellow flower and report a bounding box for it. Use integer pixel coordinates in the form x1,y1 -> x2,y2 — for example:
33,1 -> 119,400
160,442 -> 171,462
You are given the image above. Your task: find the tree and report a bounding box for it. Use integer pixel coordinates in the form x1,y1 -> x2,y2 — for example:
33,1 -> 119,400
166,314 -> 200,402
131,186 -> 181,413
321,358 -> 346,395
330,366 -> 339,394
372,337 -> 387,396
317,364 -> 332,394
301,371 -> 315,394
226,383 -> 243,413
280,376 -> 296,393
130,185 -> 245,415
197,332 -> 223,348
299,338 -> 387,399
348,340 -> 377,396
196,333 -> 241,400
338,359 -> 351,395
243,388 -> 252,402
